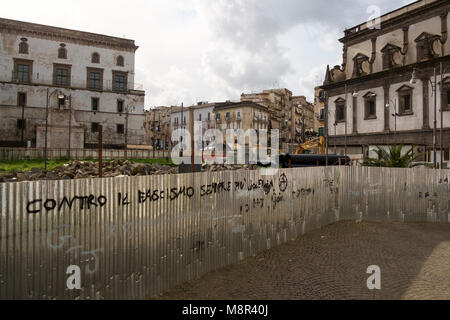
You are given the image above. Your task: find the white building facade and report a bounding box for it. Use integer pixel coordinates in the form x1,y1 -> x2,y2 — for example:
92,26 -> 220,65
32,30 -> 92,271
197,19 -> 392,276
321,0 -> 450,165
0,18 -> 146,149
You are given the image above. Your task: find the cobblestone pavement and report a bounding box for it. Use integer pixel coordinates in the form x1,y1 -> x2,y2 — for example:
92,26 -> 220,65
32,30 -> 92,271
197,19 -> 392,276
157,221 -> 450,300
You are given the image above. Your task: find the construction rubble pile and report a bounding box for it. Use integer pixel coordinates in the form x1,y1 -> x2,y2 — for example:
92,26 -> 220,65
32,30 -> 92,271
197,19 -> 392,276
0,160 -> 259,183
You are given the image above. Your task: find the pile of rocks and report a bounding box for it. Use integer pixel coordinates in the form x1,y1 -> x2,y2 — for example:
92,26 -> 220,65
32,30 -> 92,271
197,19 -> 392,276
0,160 -> 179,183
202,164 -> 258,172
0,160 -> 262,183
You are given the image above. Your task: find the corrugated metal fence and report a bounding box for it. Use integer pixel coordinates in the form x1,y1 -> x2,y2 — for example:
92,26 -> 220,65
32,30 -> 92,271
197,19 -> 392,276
0,167 -> 449,299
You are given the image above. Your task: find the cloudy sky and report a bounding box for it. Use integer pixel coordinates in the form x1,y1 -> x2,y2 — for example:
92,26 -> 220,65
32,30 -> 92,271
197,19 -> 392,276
3,0 -> 415,108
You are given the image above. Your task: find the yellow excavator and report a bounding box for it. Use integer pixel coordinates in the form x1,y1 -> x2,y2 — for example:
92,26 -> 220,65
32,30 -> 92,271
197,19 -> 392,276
295,136 -> 325,155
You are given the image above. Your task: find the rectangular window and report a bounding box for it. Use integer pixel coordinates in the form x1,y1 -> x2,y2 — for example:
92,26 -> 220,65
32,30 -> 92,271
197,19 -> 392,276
18,92 -> 26,107
117,100 -> 124,113
318,127 -> 325,137
336,103 -> 345,122
397,87 -> 414,115
403,94 -> 411,111
53,64 -> 71,87
87,68 -> 103,90
399,94 -> 412,114
364,99 -> 376,119
117,124 -> 125,134
92,122 -> 99,132
17,119 -> 26,129
55,68 -> 68,85
14,59 -> 33,83
199,114 -> 202,121
92,98 -> 99,111
113,71 -> 127,92
18,64 -> 30,82
89,72 -> 101,89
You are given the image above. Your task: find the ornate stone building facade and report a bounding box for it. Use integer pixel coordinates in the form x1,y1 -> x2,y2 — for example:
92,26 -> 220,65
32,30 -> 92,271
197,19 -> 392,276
321,0 -> 450,164
0,18 -> 146,149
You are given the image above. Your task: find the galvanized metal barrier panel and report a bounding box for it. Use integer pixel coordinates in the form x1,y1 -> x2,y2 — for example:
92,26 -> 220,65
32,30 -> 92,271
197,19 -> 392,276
0,167 -> 448,299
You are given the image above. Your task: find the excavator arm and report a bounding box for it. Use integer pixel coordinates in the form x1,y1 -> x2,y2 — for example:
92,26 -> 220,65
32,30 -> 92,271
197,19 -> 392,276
295,136 -> 325,155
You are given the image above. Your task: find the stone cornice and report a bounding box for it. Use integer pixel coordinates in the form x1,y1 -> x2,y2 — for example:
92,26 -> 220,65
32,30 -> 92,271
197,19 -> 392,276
0,18 -> 139,52
339,0 -> 449,47
320,55 -> 450,92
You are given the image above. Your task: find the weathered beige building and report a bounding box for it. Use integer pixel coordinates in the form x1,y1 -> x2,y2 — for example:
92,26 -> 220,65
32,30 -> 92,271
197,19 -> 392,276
292,95 -> 315,141
321,0 -> 450,166
0,18 -> 146,149
313,87 -> 326,136
214,101 -> 269,134
241,88 -> 314,143
145,106 -> 171,150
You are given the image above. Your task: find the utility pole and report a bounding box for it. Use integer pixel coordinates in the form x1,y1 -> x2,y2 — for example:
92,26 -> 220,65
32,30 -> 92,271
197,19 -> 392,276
301,113 -> 305,143
44,88 -> 49,171
99,124 -> 103,178
125,109 -> 129,160
344,83 -> 348,156
433,68 -> 437,169
68,95 -> 72,159
180,102 -> 184,158
323,90 -> 329,166
153,109 -> 156,159
20,95 -> 25,147
158,111 -> 161,158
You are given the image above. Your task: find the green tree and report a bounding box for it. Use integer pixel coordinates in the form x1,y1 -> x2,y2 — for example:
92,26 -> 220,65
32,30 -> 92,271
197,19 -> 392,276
362,145 -> 425,168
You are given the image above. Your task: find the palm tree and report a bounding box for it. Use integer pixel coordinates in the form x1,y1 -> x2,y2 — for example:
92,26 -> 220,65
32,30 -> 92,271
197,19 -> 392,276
362,145 -> 424,168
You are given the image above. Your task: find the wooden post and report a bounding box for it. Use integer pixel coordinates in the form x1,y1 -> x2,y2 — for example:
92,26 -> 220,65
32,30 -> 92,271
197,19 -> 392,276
99,125 -> 103,178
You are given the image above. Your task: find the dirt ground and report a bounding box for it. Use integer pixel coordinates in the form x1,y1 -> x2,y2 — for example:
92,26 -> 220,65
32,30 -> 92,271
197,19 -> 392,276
156,221 -> 450,300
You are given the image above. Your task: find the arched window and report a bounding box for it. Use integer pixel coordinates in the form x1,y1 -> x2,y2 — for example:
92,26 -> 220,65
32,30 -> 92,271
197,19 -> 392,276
117,55 -> 124,66
19,38 -> 28,54
58,43 -> 67,59
92,52 -> 100,63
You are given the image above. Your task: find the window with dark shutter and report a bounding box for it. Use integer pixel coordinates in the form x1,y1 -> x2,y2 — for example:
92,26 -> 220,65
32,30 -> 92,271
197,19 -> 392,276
18,92 -> 26,107
117,100 -> 124,113
92,98 -> 99,111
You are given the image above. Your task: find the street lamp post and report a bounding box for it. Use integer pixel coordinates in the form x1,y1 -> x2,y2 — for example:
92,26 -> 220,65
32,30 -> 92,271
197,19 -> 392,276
344,84 -> 348,156
68,95 -> 72,159
124,105 -> 136,160
20,99 -> 25,147
44,89 -> 62,171
385,99 -> 399,139
411,67 -> 439,168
